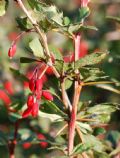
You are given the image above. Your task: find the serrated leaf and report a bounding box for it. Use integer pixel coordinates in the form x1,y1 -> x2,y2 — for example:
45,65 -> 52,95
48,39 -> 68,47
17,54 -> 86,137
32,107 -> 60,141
80,67 -> 108,82
86,103 -> 119,123
0,0 -> 8,16
20,57 -> 39,63
27,0 -> 42,11
29,37 -> 44,58
64,79 -> 73,90
75,52 -> 108,69
54,60 -> 64,74
16,17 -> 32,31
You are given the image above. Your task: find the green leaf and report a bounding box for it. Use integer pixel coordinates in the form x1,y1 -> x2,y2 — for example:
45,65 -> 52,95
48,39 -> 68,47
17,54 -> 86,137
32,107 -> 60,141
0,0 -> 8,16
72,142 -> 92,156
8,113 -> 22,123
27,0 -> 42,11
80,67 -> 108,82
86,103 -> 119,123
79,7 -> 90,21
93,127 -> 106,136
83,134 -> 104,152
76,122 -> 92,134
42,5 -> 64,26
20,57 -> 39,63
16,17 -> 32,31
10,68 -> 29,82
75,52 -> 108,69
41,101 -> 67,117
49,45 -> 63,60
64,79 -> 73,90
29,37 -> 44,58
38,111 -> 64,122
54,60 -> 64,74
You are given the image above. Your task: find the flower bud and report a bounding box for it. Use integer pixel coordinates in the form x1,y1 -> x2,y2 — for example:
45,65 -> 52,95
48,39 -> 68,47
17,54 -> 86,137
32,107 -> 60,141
8,43 -> 16,58
22,108 -> 32,118
37,133 -> 48,148
27,95 -> 34,107
32,102 -> 39,117
35,79 -> 43,93
29,78 -> 35,92
42,91 -> 53,101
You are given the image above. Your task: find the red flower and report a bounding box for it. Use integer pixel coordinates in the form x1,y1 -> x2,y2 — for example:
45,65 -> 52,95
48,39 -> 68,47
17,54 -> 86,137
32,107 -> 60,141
0,90 -> 11,105
37,133 -> 48,148
4,81 -> 14,95
42,90 -> 53,101
8,43 -> 17,58
27,95 -> 34,107
23,142 -> 31,149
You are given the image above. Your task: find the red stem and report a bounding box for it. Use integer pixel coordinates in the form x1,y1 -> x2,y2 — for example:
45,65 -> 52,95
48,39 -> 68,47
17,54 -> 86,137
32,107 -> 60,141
8,120 -> 20,158
68,34 -> 81,156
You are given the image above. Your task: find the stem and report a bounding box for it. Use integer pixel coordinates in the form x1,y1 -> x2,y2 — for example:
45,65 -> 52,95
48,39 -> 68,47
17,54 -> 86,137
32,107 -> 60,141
68,34 -> 82,156
8,120 -> 20,158
15,0 -> 60,78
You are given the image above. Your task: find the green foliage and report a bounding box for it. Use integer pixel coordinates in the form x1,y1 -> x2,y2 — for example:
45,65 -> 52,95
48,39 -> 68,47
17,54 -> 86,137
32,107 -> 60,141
75,52 -> 108,69
29,37 -> 44,58
0,0 -> 8,16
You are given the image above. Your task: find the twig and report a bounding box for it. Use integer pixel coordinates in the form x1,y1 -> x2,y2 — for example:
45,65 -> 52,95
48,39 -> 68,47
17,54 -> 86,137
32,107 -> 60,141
14,0 -> 60,78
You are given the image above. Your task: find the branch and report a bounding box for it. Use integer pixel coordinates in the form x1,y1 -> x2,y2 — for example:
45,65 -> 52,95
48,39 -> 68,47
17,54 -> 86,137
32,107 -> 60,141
15,0 -> 60,78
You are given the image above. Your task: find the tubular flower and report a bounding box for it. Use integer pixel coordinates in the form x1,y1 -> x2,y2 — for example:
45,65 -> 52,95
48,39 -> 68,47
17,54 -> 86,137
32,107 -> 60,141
8,43 -> 17,58
42,90 -> 53,101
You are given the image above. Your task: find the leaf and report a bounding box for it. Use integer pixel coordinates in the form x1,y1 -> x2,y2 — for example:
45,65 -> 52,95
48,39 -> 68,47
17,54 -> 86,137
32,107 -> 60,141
93,127 -> 106,136
76,122 -> 92,134
107,16 -> 120,24
0,0 -> 8,16
49,45 -> 63,60
29,37 -> 44,58
54,60 -> 64,74
27,0 -> 42,11
10,68 -> 29,82
75,52 -> 108,69
42,5 -> 64,26
79,7 -> 90,21
72,142 -> 92,156
16,17 -> 32,31
86,103 -> 119,123
80,67 -> 108,82
8,113 -> 22,123
64,79 -> 73,90
41,101 -> 67,117
83,134 -> 104,152
20,57 -> 39,63
38,111 -> 64,122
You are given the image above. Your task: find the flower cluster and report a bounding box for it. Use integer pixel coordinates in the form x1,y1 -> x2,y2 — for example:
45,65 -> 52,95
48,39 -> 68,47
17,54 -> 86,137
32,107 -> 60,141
22,68 -> 53,118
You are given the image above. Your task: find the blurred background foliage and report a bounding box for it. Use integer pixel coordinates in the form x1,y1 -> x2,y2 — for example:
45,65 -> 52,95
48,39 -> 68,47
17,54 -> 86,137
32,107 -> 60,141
0,0 -> 120,157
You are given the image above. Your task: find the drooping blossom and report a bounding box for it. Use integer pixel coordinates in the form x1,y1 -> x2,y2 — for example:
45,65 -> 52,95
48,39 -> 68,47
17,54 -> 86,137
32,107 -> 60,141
8,43 -> 17,58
